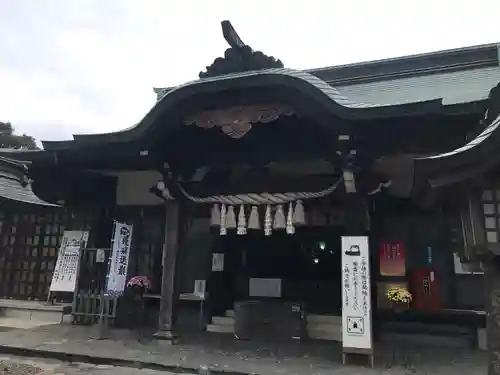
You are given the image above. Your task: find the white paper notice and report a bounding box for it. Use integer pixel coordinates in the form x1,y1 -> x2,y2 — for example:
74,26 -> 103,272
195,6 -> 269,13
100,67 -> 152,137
212,253 -> 224,272
341,236 -> 372,350
49,231 -> 89,293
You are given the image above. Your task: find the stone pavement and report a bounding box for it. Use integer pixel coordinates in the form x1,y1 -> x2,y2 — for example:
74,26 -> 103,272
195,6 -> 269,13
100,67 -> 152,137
0,324 -> 488,375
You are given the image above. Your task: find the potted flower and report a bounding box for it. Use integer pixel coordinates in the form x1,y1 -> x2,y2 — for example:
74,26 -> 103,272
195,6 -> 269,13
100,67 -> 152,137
386,286 -> 412,313
126,276 -> 151,300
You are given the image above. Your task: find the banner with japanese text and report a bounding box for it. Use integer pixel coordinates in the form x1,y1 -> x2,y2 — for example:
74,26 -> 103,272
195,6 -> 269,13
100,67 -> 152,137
379,241 -> 406,276
106,222 -> 133,297
341,236 -> 372,350
49,231 -> 89,292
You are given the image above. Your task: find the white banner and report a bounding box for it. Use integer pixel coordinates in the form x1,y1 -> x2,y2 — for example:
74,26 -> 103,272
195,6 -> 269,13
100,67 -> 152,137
341,236 -> 372,350
49,231 -> 89,292
106,222 -> 133,296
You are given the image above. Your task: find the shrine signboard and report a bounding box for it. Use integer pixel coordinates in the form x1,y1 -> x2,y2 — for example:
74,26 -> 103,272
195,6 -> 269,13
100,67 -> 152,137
106,222 -> 133,297
341,236 -> 373,359
49,231 -> 89,293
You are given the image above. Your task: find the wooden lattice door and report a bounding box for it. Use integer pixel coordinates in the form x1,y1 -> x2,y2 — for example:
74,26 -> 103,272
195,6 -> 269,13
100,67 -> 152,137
0,209 -> 65,300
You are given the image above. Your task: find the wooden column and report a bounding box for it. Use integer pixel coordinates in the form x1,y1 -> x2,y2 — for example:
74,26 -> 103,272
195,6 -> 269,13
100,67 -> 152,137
154,201 -> 181,342
484,253 -> 500,374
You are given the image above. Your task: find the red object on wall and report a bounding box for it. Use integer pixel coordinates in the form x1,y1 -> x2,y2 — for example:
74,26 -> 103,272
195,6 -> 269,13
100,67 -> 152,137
410,268 -> 441,311
379,241 -> 406,276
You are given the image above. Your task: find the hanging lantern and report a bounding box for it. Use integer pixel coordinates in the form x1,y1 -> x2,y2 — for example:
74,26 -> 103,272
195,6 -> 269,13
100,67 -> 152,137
248,206 -> 260,230
273,204 -> 286,230
293,200 -> 306,226
220,204 -> 227,236
264,205 -> 272,236
226,205 -> 237,229
286,202 -> 295,235
210,204 -> 220,227
237,205 -> 247,235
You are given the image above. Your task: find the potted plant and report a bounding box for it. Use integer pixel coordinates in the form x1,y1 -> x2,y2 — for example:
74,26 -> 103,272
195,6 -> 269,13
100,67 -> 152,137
386,286 -> 412,313
126,276 -> 151,300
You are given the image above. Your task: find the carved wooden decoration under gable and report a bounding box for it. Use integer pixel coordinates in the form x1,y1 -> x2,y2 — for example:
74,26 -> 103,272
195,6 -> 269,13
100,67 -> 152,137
184,104 -> 294,139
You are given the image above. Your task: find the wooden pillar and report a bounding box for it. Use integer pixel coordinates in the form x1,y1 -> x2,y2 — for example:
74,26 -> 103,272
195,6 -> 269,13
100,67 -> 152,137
484,253 -> 500,374
154,201 -> 181,342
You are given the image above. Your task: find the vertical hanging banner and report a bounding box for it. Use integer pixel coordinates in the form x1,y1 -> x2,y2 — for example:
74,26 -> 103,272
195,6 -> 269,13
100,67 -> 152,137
49,231 -> 89,292
106,222 -> 133,296
379,241 -> 406,276
341,236 -> 373,353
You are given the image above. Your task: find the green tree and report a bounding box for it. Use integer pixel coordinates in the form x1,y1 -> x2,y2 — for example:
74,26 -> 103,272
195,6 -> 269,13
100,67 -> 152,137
0,121 -> 38,149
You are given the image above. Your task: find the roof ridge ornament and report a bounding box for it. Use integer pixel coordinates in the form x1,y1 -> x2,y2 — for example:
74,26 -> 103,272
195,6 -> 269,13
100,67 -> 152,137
198,20 -> 284,79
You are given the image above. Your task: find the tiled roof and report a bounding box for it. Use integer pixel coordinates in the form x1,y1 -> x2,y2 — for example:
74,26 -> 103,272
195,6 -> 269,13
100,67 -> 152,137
335,66 -> 500,106
0,156 -> 58,206
417,114 -> 500,161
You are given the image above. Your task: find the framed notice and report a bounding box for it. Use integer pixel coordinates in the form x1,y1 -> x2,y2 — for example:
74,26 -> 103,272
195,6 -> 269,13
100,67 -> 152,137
341,236 -> 373,354
379,241 -> 406,276
49,231 -> 89,293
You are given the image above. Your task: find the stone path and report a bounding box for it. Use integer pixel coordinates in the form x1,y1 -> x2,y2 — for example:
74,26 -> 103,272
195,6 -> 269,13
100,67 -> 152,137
0,324 -> 488,375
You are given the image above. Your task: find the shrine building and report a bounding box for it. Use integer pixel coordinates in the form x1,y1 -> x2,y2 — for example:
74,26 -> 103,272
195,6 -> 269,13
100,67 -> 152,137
1,21 -> 500,352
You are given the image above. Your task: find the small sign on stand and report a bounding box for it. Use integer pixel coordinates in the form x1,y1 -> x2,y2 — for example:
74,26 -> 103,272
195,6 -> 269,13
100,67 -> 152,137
341,236 -> 374,368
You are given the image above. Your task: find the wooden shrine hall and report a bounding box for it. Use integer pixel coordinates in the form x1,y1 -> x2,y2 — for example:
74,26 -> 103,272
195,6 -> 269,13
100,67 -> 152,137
3,21 -> 500,368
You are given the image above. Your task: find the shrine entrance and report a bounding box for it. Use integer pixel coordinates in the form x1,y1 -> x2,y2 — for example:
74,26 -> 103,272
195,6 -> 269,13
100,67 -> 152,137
209,224 -> 345,318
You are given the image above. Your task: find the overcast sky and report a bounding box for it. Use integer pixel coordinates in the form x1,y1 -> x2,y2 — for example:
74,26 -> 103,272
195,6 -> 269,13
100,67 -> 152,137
1,0 -> 500,143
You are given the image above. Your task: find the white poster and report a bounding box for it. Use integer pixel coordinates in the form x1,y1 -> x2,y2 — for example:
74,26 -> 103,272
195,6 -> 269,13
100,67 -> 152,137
106,222 -> 133,296
49,231 -> 89,292
212,253 -> 224,272
341,236 -> 372,350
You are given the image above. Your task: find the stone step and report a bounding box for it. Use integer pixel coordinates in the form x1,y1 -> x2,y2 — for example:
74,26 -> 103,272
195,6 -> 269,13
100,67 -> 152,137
211,316 -> 235,326
308,327 -> 342,341
307,323 -> 342,334
206,323 -> 235,334
0,299 -> 71,324
306,314 -> 342,325
225,309 -> 235,318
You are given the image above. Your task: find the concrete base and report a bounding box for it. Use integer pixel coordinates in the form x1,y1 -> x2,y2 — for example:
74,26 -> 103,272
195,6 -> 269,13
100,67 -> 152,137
153,330 -> 178,345
478,328 -> 487,350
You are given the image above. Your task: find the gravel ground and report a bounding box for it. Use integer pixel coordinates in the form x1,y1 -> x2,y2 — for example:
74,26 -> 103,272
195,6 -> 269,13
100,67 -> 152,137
0,355 -> 196,375
0,360 -> 42,375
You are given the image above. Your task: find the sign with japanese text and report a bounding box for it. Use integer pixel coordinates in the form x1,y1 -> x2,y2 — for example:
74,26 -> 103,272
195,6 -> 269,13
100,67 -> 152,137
379,241 -> 406,276
341,236 -> 372,351
106,222 -> 133,297
49,231 -> 89,292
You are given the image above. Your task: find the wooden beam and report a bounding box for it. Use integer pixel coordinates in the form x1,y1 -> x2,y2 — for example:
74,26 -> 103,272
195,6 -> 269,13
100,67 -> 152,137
154,201 -> 181,342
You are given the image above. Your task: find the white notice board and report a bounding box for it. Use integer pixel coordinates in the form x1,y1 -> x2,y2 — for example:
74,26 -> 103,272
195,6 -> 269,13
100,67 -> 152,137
341,236 -> 372,351
49,231 -> 89,293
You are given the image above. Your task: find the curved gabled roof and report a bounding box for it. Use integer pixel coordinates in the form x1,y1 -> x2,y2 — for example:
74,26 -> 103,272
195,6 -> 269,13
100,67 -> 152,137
42,68 -> 443,151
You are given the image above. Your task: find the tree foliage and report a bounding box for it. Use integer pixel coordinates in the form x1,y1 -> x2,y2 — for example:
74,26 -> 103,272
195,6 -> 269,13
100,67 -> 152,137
0,121 -> 38,149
